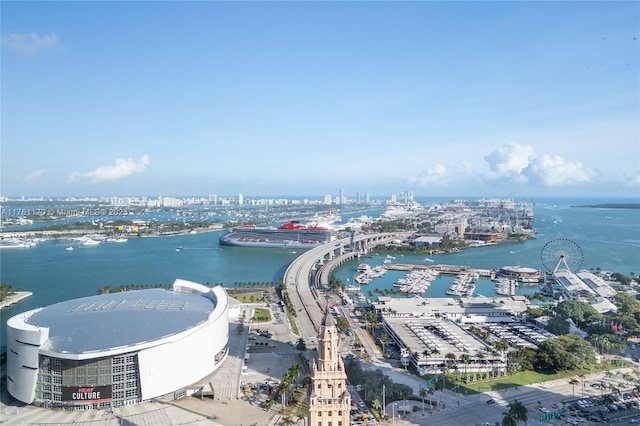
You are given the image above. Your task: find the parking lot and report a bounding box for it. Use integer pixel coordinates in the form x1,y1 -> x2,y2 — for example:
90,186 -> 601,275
559,388 -> 640,424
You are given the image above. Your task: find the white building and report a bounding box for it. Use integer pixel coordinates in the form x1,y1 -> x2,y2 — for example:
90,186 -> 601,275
374,296 -> 531,375
6,279 -> 229,409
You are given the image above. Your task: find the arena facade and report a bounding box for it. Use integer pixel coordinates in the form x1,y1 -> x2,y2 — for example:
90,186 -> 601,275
6,279 -> 229,409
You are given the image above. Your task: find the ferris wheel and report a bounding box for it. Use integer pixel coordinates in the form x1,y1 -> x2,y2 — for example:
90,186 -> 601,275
541,238 -> 584,273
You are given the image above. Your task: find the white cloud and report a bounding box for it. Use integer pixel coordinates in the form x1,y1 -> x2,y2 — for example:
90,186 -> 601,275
24,169 -> 47,182
484,143 -> 535,183
407,162 -> 473,187
70,155 -> 150,182
1,32 -> 61,55
523,155 -> 596,186
408,142 -> 597,189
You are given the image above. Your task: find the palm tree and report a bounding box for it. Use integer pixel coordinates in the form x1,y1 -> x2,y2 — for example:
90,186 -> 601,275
281,416 -> 294,426
444,352 -> 456,387
501,411 -> 517,426
460,353 -> 471,382
569,378 -> 580,398
419,386 -> 428,413
494,339 -> 509,360
506,400 -> 528,425
623,373 -> 634,389
476,351 -> 486,379
578,374 -> 586,397
380,330 -> 392,354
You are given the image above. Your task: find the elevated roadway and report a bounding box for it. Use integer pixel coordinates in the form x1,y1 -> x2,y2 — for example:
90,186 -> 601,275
283,232 -> 409,340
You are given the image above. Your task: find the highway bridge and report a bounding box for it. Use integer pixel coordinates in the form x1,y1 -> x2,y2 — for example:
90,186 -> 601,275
283,232 -> 410,340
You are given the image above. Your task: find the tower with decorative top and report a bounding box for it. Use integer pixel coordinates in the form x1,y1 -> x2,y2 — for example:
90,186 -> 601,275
308,309 -> 351,426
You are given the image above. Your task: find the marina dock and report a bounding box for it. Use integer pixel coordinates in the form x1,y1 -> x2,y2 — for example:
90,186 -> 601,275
385,263 -> 492,277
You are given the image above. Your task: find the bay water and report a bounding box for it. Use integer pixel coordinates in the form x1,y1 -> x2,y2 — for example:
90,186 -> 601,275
1,196 -> 638,347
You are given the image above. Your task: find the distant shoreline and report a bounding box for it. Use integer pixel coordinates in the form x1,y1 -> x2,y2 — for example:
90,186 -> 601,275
573,203 -> 640,209
0,225 -> 225,239
0,291 -> 33,310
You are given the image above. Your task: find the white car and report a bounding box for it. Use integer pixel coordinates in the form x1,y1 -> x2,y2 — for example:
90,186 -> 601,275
539,407 -> 550,413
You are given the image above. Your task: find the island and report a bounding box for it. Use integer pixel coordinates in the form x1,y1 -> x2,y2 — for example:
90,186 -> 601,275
573,203 -> 640,209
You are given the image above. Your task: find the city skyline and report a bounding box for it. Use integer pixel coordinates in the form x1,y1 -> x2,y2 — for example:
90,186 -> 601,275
1,2 -> 639,198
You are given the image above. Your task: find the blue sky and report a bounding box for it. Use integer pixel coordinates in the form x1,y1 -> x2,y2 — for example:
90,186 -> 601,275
1,1 -> 638,198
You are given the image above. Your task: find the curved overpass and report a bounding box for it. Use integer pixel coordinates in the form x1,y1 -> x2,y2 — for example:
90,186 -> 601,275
283,232 -> 409,339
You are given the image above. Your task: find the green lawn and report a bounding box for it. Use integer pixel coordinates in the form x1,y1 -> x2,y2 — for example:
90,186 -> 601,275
252,308 -> 272,323
232,292 -> 267,303
442,359 -> 633,395
286,310 -> 299,335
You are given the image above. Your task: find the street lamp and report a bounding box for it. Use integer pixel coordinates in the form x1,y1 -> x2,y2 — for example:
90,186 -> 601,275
392,402 -> 398,426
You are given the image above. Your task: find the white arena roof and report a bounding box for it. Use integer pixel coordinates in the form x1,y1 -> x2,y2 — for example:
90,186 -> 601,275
24,287 -> 217,354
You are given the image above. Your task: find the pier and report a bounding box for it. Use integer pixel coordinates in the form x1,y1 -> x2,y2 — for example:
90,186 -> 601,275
385,263 -> 492,277
0,291 -> 33,309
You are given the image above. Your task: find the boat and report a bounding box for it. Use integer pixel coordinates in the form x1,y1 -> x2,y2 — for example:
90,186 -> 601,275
357,264 -> 371,273
65,246 -> 74,251
81,238 -> 100,246
106,238 -> 128,243
445,273 -> 477,296
355,265 -> 387,284
176,246 -> 183,252
219,220 -> 334,248
495,278 -> 517,296
394,269 -> 439,294
423,257 -> 434,262
0,238 -> 36,249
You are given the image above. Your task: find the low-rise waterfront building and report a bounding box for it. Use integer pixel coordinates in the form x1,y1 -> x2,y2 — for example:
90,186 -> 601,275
493,266 -> 543,283
373,296 -> 530,375
374,295 -> 529,324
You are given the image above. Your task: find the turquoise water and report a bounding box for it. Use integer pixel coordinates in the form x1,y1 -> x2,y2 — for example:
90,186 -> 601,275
1,197 -> 639,346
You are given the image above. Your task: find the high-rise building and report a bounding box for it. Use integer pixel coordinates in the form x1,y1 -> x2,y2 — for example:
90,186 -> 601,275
308,311 -> 351,426
238,193 -> 244,205
323,194 -> 332,205
365,193 -> 370,204
339,188 -> 345,205
402,190 -> 414,204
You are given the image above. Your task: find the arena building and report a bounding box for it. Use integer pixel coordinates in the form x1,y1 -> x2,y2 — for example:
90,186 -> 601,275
6,279 -> 229,409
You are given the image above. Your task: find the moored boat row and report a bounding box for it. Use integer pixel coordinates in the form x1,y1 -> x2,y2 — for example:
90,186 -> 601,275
445,272 -> 478,296
393,268 -> 440,295
355,264 -> 387,284
494,278 -> 517,296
